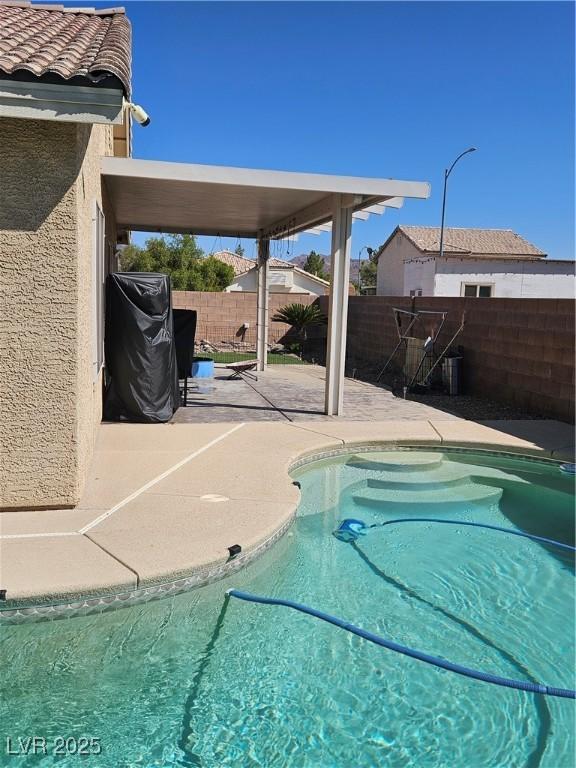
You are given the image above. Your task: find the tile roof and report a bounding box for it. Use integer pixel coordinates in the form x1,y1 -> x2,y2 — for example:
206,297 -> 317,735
397,226 -> 546,258
211,250 -> 289,275
0,1 -> 131,95
210,250 -> 257,276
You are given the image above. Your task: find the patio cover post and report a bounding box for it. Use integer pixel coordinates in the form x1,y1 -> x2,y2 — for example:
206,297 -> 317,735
256,237 -> 270,371
325,194 -> 353,415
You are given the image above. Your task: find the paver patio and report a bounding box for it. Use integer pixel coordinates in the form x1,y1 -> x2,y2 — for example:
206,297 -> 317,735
172,364 -> 462,422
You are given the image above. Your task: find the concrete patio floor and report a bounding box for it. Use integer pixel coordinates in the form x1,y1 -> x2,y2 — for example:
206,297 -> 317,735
1,366 -> 574,612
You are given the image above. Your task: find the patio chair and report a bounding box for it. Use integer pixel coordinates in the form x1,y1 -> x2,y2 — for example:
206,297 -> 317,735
226,360 -> 258,381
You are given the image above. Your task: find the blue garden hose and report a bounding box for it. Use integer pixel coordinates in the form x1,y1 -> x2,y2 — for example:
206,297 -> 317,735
333,517 -> 576,552
227,589 -> 575,700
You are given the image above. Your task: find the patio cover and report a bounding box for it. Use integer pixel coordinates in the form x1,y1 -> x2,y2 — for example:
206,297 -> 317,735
101,157 -> 431,414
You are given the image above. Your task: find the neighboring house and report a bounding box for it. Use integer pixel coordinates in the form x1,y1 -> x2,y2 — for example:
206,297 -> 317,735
0,0 -> 131,508
213,250 -> 330,295
375,226 -> 575,298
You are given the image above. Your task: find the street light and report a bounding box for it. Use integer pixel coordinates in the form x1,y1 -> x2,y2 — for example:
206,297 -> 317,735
439,147 -> 477,260
357,245 -> 374,295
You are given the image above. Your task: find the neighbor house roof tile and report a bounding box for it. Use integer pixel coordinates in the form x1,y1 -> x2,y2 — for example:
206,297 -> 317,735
212,250 -> 289,275
0,0 -> 131,95
398,226 -> 546,258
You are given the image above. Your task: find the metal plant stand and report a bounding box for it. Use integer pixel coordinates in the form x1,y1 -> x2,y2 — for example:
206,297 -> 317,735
376,307 -> 465,391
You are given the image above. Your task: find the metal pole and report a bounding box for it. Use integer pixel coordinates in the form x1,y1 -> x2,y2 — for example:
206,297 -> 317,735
256,238 -> 269,372
438,168 -> 448,261
439,147 -> 477,260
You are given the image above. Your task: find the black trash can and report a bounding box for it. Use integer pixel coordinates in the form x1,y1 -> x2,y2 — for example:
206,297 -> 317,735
442,357 -> 462,396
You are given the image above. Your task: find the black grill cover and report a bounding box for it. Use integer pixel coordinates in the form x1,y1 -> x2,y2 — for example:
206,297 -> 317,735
173,309 -> 197,379
103,273 -> 179,423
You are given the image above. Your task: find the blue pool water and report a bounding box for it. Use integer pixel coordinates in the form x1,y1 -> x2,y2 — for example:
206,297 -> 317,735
1,449 -> 574,767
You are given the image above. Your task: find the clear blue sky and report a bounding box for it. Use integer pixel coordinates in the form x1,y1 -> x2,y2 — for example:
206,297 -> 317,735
119,1 -> 574,261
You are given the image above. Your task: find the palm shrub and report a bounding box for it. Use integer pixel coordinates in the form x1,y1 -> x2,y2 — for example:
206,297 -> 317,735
272,303 -> 327,358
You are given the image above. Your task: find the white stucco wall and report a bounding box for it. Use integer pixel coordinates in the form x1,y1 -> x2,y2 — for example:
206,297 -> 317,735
403,256 -> 436,296
376,231 -> 421,295
434,258 -> 575,298
290,268 -> 329,295
226,266 -> 327,295
226,269 -> 257,292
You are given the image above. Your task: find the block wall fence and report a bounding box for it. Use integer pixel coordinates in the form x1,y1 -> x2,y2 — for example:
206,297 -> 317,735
172,291 -> 317,345
317,295 -> 575,423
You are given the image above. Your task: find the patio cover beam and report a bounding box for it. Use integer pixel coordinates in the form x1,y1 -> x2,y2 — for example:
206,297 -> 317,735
325,196 -> 354,415
261,193 -> 396,240
256,239 -> 270,372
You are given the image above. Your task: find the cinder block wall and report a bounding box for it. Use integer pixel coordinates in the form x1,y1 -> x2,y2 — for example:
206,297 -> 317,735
317,295 -> 575,423
173,291 -> 317,344
0,118 -> 114,510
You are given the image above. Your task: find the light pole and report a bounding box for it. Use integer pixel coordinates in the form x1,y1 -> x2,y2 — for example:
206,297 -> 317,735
357,245 -> 373,295
439,148 -> 477,260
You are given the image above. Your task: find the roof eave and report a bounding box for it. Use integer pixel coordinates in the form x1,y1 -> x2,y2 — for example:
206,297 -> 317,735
437,252 -> 547,260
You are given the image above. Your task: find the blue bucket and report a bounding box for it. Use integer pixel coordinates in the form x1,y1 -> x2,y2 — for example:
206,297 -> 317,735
191,357 -> 214,379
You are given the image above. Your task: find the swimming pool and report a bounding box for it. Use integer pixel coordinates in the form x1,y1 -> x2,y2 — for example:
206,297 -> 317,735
1,449 -> 574,767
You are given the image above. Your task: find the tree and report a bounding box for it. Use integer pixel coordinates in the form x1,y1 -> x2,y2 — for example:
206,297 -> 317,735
193,256 -> 237,292
302,250 -> 328,281
271,303 -> 327,341
357,247 -> 378,292
234,243 -> 245,257
359,259 -> 377,289
118,234 -> 234,291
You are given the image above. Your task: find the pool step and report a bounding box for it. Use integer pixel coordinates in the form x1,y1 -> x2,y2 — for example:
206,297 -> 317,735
346,451 -> 444,473
366,475 -> 471,492
346,459 -> 525,487
364,466 -> 526,491
352,482 -> 503,513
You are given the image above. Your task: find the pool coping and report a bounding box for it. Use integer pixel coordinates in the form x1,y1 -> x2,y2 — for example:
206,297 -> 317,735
1,418 -> 572,624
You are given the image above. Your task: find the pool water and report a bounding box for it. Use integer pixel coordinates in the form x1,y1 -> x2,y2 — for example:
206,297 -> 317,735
1,449 -> 574,767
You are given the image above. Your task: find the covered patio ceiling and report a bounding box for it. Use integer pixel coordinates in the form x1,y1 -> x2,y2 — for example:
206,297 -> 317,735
101,157 -> 430,239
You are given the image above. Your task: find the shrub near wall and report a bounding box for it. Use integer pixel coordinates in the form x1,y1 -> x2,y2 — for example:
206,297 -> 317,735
323,296 -> 575,423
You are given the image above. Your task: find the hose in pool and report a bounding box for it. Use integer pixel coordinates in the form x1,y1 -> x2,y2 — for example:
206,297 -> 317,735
364,518 -> 576,552
226,589 -> 576,700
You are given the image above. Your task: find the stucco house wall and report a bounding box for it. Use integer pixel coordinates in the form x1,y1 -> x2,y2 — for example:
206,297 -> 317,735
226,269 -> 261,292
0,117 -> 115,509
403,255 -> 436,296
434,258 -> 575,298
226,266 -> 328,295
376,231 -> 421,295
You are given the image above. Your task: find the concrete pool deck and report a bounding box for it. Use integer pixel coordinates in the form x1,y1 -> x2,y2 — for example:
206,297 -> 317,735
0,367 -> 574,609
